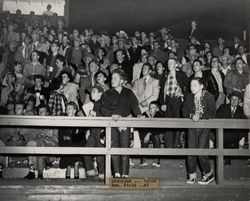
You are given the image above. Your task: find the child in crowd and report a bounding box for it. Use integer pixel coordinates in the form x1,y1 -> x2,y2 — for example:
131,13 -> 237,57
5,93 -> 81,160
84,85 -> 105,180
139,101 -> 164,167
58,102 -> 86,179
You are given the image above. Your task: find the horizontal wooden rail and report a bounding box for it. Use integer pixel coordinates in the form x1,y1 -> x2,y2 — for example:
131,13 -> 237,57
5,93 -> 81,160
0,115 -> 249,186
0,147 -> 249,156
0,115 -> 249,129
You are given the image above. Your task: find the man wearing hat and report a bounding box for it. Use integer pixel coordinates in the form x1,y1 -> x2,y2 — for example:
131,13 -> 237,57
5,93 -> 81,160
216,91 -> 247,165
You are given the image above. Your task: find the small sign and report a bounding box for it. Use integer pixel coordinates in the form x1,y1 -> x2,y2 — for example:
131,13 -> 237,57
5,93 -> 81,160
109,178 -> 159,189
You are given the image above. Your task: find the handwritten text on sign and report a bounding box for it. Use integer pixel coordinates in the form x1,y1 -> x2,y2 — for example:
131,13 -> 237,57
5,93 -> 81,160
109,178 -> 159,189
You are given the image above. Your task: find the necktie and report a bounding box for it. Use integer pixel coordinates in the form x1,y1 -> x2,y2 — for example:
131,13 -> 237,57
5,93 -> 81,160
143,78 -> 147,89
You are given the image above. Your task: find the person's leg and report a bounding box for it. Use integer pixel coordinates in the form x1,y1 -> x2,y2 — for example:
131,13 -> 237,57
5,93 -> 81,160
152,132 -> 161,167
197,129 -> 212,175
66,165 -> 71,179
84,129 -> 98,177
111,128 -> 121,177
187,128 -> 198,183
24,140 -> 37,179
37,156 -> 46,179
140,130 -> 151,166
0,140 -> 5,178
74,161 -> 79,179
119,128 -> 130,177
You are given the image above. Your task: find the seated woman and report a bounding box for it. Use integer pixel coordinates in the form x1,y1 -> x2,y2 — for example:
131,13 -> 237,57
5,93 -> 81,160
56,71 -> 79,108
182,77 -> 216,185
58,102 -> 86,179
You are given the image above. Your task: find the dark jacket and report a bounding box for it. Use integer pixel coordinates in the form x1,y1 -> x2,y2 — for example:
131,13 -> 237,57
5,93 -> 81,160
100,87 -> 141,117
182,90 -> 216,119
203,70 -> 225,100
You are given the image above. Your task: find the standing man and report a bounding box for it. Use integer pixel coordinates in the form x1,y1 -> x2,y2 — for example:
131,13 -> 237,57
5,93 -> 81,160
133,63 -> 159,113
159,58 -> 189,148
100,69 -> 141,178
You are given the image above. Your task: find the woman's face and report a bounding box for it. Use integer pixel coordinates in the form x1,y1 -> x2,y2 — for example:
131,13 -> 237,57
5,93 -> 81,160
96,73 -> 106,84
66,105 -> 76,117
62,73 -> 70,85
190,80 -> 203,95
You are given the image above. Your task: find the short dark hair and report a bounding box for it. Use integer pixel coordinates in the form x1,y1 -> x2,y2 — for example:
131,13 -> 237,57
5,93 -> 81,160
34,74 -> 45,82
67,101 -> 78,115
112,69 -> 127,81
37,104 -> 50,115
192,59 -> 202,67
142,62 -> 153,71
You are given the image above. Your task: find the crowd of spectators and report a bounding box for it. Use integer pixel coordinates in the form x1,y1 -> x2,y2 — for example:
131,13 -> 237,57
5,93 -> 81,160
0,10 -> 249,183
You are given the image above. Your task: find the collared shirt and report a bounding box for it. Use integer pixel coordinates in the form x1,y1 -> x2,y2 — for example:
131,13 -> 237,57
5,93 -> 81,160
220,65 -> 231,76
212,69 -> 223,92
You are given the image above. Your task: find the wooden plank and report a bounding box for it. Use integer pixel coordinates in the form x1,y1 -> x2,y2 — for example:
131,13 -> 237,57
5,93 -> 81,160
0,115 -> 249,129
105,127 -> 112,185
216,128 -> 224,185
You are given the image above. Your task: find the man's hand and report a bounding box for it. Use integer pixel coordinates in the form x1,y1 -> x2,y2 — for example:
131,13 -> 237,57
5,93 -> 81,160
161,105 -> 167,112
192,114 -> 200,122
112,114 -> 121,121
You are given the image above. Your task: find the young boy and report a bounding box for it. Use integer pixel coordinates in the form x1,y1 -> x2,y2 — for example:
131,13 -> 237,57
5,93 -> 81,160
84,85 -> 105,180
140,101 -> 164,167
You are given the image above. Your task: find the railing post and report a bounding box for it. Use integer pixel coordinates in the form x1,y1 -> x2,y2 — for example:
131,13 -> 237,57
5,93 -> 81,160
216,128 -> 224,185
105,126 -> 112,185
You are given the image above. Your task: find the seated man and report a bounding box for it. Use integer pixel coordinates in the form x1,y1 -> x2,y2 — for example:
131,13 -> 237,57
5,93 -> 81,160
216,91 -> 247,165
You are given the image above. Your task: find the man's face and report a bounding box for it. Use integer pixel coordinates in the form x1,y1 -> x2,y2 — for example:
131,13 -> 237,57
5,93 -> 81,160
116,50 -> 124,61
238,46 -> 246,55
168,59 -> 176,71
14,64 -> 22,73
62,36 -> 68,45
111,73 -> 123,88
31,52 -> 39,62
211,58 -> 219,69
142,65 -> 151,77
91,88 -> 102,101
132,37 -> 138,46
35,78 -> 43,88
153,42 -> 160,50
190,80 -> 202,95
32,33 -> 39,42
221,56 -> 228,66
235,59 -> 244,72
156,63 -> 164,74
15,104 -> 24,115
230,96 -> 240,108
218,37 -> 224,45
89,62 -> 99,74
148,56 -> 155,66
50,43 -> 58,52
193,61 -> 202,73
38,107 -> 48,116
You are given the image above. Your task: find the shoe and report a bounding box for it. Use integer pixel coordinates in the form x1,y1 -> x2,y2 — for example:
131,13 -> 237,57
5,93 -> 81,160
140,162 -> 148,167
65,175 -> 70,179
114,173 -> 121,178
38,173 -> 43,180
0,171 -> 3,179
122,175 -> 128,179
74,176 -> 79,179
186,178 -> 197,184
198,174 -> 214,185
24,171 -> 35,179
98,174 -> 104,181
152,162 -> 160,168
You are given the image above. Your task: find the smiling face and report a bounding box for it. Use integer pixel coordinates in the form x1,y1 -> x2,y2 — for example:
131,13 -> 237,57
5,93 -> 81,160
111,72 -> 124,88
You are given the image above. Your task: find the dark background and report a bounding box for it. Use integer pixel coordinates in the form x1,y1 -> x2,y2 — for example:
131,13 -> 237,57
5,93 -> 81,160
69,0 -> 246,40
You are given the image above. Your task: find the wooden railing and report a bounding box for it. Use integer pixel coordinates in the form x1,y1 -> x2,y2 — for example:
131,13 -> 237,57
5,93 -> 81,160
0,115 -> 249,185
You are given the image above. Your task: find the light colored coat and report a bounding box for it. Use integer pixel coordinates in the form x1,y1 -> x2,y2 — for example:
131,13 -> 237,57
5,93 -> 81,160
133,76 -> 159,113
